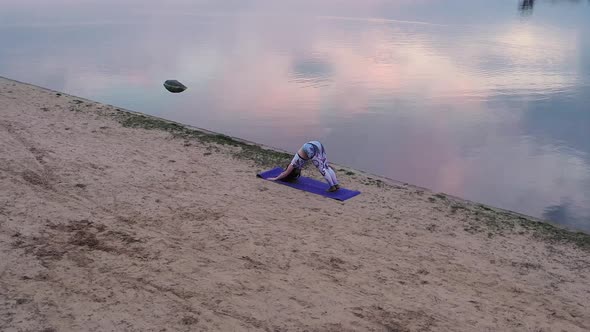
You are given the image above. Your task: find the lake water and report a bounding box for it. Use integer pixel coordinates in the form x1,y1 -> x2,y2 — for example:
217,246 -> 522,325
1,0 -> 589,232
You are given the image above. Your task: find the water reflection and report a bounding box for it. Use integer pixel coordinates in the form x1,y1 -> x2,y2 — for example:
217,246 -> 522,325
519,0 -> 590,15
291,58 -> 333,88
519,0 -> 535,15
543,200 -> 590,230
0,1 -> 589,231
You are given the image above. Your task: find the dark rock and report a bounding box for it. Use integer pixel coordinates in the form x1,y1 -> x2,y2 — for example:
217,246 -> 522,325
163,80 -> 187,93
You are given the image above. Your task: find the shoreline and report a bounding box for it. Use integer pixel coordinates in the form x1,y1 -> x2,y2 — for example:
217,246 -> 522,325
2,76 -> 578,235
1,76 -> 589,331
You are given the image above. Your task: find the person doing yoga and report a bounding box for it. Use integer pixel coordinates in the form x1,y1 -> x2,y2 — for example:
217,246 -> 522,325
268,140 -> 340,192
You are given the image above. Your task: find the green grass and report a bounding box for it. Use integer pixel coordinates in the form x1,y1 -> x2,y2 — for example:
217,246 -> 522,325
114,112 -> 291,167
458,204 -> 590,250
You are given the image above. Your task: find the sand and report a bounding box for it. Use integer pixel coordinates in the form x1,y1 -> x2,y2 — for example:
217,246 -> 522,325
1,76 -> 589,332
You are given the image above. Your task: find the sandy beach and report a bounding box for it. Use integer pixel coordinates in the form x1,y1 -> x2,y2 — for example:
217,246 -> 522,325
1,76 -> 589,331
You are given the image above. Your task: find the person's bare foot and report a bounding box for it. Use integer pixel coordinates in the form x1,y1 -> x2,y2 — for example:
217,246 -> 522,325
327,185 -> 339,192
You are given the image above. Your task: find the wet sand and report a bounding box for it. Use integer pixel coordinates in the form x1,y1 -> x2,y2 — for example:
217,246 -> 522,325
1,77 -> 589,331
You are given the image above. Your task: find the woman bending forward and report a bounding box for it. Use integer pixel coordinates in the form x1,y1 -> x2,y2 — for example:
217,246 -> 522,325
268,141 -> 340,192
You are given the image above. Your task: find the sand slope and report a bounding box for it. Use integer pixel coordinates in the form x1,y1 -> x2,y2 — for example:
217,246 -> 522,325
1,77 -> 589,331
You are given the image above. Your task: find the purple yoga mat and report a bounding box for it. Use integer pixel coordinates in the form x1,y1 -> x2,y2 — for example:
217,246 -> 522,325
257,167 -> 361,201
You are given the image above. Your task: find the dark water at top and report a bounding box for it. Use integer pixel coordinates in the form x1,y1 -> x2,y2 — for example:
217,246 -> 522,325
1,0 -> 589,231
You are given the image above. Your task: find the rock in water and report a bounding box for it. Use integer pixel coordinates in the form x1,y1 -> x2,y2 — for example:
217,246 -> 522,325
163,80 -> 187,93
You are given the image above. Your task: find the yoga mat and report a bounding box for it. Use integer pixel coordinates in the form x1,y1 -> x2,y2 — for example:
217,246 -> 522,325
257,167 -> 361,201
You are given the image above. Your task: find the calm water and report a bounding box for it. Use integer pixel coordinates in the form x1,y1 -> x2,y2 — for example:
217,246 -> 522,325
1,1 -> 589,231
